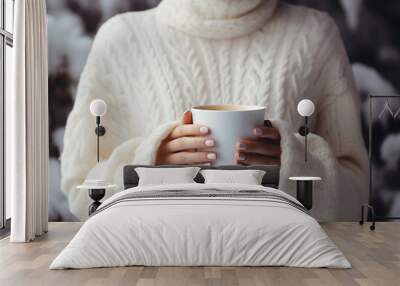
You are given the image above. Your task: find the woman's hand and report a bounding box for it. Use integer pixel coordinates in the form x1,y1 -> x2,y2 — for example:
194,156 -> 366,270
235,121 -> 281,165
156,111 -> 217,165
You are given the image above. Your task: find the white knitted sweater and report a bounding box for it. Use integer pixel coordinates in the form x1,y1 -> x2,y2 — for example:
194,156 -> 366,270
61,0 -> 369,221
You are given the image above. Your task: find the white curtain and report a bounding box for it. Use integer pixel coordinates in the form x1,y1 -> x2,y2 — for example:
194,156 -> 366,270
8,0 -> 49,242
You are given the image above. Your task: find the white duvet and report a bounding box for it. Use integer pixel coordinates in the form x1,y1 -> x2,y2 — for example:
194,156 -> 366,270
50,183 -> 350,269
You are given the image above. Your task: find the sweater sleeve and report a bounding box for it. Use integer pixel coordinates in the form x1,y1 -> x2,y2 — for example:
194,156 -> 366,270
273,16 -> 369,222
60,17 -> 178,220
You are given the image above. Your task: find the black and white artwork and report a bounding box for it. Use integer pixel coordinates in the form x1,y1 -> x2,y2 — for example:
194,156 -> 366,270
47,0 -> 400,221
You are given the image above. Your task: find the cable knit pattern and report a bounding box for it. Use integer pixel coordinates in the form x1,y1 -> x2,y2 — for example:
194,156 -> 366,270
186,39 -> 207,105
235,36 -> 251,104
61,0 -> 368,221
220,40 -> 233,104
201,41 -> 221,103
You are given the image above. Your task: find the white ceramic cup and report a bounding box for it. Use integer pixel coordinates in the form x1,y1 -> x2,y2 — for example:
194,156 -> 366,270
191,104 -> 266,165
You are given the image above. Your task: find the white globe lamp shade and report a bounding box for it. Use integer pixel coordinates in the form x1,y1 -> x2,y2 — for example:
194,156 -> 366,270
297,99 -> 315,117
90,99 -> 107,117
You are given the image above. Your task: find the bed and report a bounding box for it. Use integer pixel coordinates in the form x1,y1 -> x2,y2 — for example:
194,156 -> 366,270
50,165 -> 350,269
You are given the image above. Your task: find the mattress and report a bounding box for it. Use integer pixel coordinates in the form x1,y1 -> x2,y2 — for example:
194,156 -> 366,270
50,183 -> 350,269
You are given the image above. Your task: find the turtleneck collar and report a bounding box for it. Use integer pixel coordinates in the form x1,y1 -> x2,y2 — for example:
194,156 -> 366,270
156,0 -> 278,39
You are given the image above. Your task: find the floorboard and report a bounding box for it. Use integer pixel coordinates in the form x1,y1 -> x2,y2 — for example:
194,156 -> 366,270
0,222 -> 399,286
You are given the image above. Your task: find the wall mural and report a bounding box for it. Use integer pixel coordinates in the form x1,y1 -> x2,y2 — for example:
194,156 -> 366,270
47,0 -> 400,221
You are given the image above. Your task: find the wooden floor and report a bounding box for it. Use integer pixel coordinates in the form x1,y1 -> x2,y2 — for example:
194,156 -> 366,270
0,222 -> 399,286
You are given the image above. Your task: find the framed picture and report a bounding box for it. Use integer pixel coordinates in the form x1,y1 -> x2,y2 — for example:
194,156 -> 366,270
369,95 -> 400,220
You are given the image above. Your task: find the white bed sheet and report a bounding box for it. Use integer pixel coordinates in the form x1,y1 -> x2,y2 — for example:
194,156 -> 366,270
50,183 -> 350,269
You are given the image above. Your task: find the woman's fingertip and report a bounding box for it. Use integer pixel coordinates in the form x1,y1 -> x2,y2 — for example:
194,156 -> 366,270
205,139 -> 215,147
238,143 -> 246,151
181,110 -> 193,124
235,152 -> 246,161
200,126 -> 209,134
207,153 -> 217,160
254,128 -> 262,136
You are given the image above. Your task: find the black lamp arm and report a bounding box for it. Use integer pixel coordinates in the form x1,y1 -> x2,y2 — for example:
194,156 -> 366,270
94,116 -> 106,163
298,116 -> 309,163
305,116 -> 308,163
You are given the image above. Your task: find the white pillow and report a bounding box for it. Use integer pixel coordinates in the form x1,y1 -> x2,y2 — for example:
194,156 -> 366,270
135,167 -> 201,186
200,169 -> 266,185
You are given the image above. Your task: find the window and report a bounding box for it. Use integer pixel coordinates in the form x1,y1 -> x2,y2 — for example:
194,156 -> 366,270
1,0 -> 14,231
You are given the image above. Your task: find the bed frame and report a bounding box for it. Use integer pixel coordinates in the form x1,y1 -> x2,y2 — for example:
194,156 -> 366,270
123,165 -> 280,189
